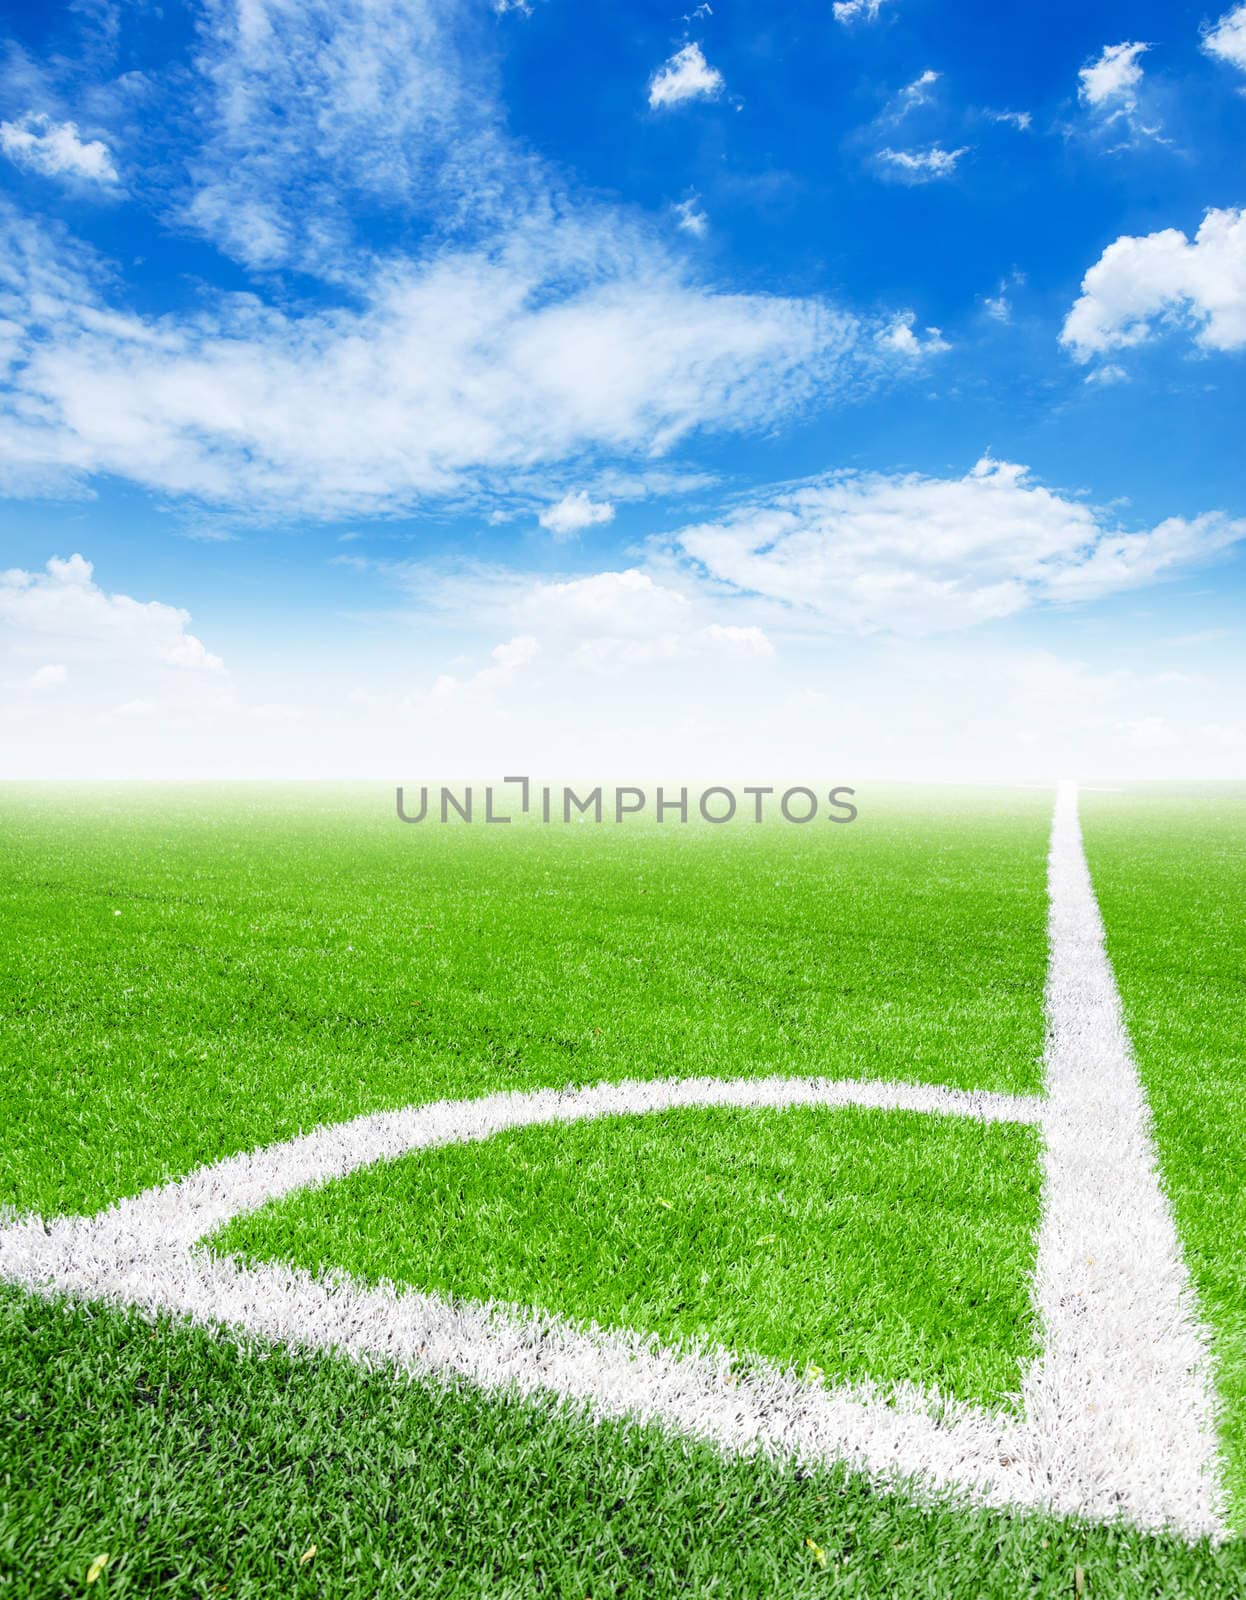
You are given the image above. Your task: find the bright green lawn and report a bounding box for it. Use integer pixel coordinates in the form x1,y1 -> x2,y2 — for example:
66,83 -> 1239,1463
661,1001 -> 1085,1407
0,783 -> 1051,1218
1082,784 -> 1246,1531
218,1104 -> 1041,1405
5,781 -> 1246,1595
3,1286 -> 1245,1600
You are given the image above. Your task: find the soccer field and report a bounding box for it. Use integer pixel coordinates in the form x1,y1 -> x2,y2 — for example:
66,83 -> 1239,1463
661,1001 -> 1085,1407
2,782 -> 1245,1597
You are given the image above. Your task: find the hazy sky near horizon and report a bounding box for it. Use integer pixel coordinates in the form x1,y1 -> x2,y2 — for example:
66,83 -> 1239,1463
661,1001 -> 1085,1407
1,0 -> 1245,779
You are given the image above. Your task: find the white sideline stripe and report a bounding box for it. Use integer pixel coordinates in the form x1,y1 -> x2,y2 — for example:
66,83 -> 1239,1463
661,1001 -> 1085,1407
0,786 -> 1227,1539
1015,780 -> 1226,1537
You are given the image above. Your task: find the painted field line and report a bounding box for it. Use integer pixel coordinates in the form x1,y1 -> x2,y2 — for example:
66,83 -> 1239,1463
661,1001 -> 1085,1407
0,1072 -> 1044,1520
0,784 -> 1228,1538
0,1074 -> 1042,1254
1017,779 -> 1225,1536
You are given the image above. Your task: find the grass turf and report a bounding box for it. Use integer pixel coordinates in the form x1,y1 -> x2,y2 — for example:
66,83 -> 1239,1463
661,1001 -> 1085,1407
217,1103 -> 1041,1406
1081,783 -> 1246,1532
0,782 -> 1051,1218
6,780 -> 1244,1593
3,1286 -> 1246,1599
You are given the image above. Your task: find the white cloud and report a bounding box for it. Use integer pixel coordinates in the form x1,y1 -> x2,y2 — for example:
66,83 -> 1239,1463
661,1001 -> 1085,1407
833,0 -> 890,23
184,0 -> 491,275
522,569 -> 692,637
538,490 -> 616,540
895,70 -> 939,115
1084,363 -> 1128,386
0,205 -> 876,517
27,662 -> 67,689
1203,5 -> 1246,74
658,457 -> 1246,635
1078,41 -> 1149,114
0,113 -> 117,185
0,5 -> 926,519
988,110 -> 1032,130
430,635 -> 539,699
877,312 -> 949,356
876,144 -> 968,181
648,43 -> 724,110
519,571 -> 774,671
674,196 -> 708,237
981,270 -> 1024,324
1061,208 -> 1246,359
0,554 -> 225,672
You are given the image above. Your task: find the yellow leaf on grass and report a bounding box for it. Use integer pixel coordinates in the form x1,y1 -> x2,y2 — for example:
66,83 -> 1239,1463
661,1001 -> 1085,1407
300,1545 -> 317,1566
804,1538 -> 828,1569
86,1553 -> 110,1583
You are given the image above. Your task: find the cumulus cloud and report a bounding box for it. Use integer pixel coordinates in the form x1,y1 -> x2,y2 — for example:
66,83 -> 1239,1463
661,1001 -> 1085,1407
411,567 -> 774,697
0,113 -> 117,185
1061,207 -> 1246,360
521,569 -> 692,636
0,554 -> 224,671
1078,41 -> 1149,114
524,571 -> 772,670
877,312 -> 949,355
648,43 -> 724,109
538,490 -> 616,540
657,457 -> 1246,635
1076,41 -> 1164,143
1203,5 -> 1246,74
876,144 -> 968,181
430,634 -> 540,699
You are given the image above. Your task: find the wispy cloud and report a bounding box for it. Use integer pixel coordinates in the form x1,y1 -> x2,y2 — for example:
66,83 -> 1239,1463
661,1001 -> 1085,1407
0,1 -> 926,521
876,144 -> 968,182
653,458 -> 1246,635
894,70 -> 939,116
981,270 -> 1025,323
833,0 -> 891,24
1202,4 -> 1246,75
674,195 -> 709,237
0,200 -> 881,517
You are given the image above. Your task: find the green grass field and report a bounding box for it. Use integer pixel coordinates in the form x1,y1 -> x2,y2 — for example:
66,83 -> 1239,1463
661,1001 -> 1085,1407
2,782 -> 1245,1596
1082,784 -> 1246,1528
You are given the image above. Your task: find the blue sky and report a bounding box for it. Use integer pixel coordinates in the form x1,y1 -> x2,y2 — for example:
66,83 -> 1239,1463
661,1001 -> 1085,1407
1,0 -> 1244,778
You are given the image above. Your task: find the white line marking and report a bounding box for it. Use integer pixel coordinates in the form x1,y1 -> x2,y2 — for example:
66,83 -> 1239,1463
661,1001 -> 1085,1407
0,785 -> 1227,1538
1016,779 -> 1225,1535
0,1074 -> 1043,1518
